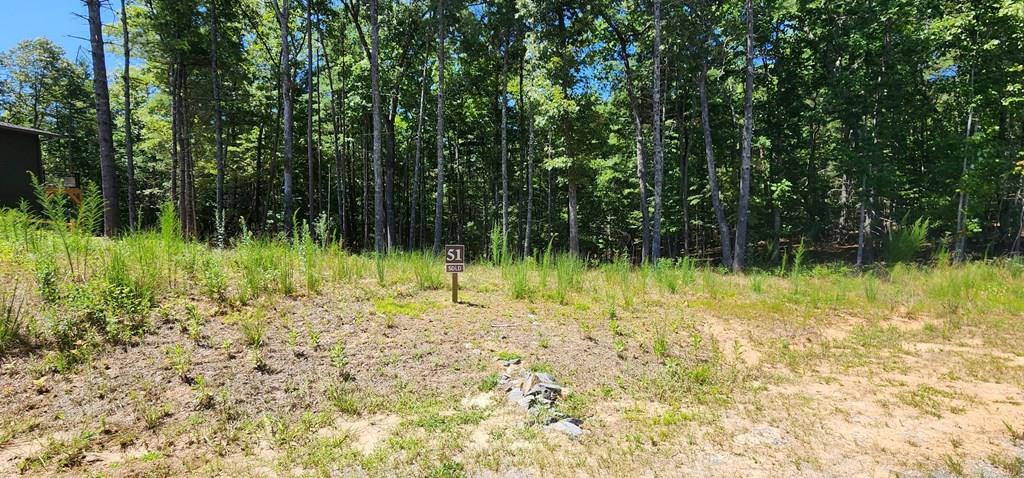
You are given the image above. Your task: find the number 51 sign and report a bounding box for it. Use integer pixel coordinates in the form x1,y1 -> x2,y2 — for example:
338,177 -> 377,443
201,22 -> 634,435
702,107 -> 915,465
445,245 -> 465,303
445,245 -> 465,273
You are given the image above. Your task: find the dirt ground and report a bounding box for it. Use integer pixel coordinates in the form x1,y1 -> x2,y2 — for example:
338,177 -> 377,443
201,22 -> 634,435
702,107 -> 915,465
1,272 -> 1023,477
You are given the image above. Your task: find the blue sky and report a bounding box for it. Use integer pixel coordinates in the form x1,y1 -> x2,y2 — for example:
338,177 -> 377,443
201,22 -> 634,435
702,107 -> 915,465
0,0 -> 104,61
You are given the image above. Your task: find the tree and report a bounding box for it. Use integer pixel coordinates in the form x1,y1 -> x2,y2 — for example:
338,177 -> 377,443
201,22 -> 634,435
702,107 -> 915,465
121,0 -> 137,231
650,0 -> 665,263
433,0 -> 446,254
271,0 -> 294,239
369,0 -> 384,253
732,0 -> 754,271
85,0 -> 120,237
210,0 -> 225,243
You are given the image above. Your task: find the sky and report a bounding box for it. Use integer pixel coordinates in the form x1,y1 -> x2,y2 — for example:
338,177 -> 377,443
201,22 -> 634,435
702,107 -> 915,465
0,0 -> 102,62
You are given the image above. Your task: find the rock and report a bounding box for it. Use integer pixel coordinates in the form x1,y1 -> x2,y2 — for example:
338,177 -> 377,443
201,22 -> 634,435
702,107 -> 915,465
520,373 -> 541,395
732,425 -> 786,447
547,419 -> 585,439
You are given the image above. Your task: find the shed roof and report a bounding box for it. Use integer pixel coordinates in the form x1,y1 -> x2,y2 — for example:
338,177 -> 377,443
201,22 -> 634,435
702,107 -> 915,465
0,121 -> 58,137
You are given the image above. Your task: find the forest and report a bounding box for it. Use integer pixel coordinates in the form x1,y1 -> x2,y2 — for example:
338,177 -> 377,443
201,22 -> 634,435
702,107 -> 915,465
2,2 -> 1024,476
2,0 -> 1022,267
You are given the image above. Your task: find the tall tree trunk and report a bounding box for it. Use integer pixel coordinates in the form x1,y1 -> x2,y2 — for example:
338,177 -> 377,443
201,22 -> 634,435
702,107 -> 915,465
733,0 -> 755,271
121,0 -> 136,230
433,0 -> 446,254
499,34 -> 510,246
679,107 -> 691,255
955,106 -> 974,262
305,0 -> 317,237
86,0 -> 120,237
524,110 -> 535,257
369,0 -> 384,253
650,0 -> 665,263
698,59 -> 732,267
211,0 -> 226,245
410,59 -> 428,249
320,27 -> 347,246
170,66 -> 179,208
272,0 -> 294,239
568,173 -> 579,256
607,19 -> 650,262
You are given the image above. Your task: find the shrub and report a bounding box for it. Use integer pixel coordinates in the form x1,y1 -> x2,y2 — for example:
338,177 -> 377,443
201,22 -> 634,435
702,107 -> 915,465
885,217 -> 930,263
34,255 -> 60,303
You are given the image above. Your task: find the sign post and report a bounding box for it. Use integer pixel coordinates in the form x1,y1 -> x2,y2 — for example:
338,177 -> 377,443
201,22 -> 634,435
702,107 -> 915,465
444,245 -> 465,303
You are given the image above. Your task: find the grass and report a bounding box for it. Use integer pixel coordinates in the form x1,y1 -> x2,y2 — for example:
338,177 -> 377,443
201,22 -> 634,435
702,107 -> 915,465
4,206 -> 1024,476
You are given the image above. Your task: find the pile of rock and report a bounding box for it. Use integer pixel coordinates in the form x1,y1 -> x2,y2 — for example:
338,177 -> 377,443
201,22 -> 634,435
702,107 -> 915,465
499,359 -> 585,439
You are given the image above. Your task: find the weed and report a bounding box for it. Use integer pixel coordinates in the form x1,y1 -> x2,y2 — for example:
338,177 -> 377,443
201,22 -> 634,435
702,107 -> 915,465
496,351 -> 522,362
192,375 -> 215,410
653,333 -> 669,359
478,374 -> 499,392
429,460 -> 467,478
0,286 -> 25,355
240,308 -> 267,349
165,343 -> 192,382
329,342 -> 349,370
529,362 -> 553,374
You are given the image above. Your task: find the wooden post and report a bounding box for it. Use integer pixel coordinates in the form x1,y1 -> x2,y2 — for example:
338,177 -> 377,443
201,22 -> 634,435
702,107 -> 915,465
452,272 -> 459,303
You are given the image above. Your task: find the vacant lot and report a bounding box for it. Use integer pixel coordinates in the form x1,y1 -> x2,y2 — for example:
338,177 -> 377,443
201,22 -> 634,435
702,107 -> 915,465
0,215 -> 1022,477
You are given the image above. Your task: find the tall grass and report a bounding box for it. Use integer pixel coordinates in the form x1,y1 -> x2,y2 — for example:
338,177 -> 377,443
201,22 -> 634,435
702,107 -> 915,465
553,254 -> 583,304
0,285 -> 24,355
503,259 -> 533,300
409,251 -> 443,290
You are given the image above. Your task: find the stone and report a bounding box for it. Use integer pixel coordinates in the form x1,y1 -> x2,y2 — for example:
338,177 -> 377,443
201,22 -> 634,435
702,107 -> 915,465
520,373 -> 541,395
547,419 -> 585,439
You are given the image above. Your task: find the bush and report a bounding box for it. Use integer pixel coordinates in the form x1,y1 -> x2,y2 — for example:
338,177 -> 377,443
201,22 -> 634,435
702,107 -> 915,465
885,217 -> 930,263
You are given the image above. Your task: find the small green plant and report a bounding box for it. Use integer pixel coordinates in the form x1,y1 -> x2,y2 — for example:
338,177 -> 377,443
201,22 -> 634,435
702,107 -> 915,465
240,309 -> 267,349
613,338 -> 627,358
182,304 -> 204,342
327,383 -> 362,415
528,362 -> 553,374
200,256 -> 226,300
329,342 -> 349,369
653,333 -> 669,360
34,256 -> 60,303
791,238 -> 807,276
478,373 -> 499,392
165,343 -> 192,382
192,375 -> 214,410
495,351 -> 522,362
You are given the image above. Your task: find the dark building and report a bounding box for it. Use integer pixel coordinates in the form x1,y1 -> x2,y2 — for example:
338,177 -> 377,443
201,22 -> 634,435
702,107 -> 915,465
0,121 -> 53,209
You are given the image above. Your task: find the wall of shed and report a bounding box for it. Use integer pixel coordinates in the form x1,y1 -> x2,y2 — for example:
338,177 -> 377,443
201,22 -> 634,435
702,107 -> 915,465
0,130 -> 44,209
